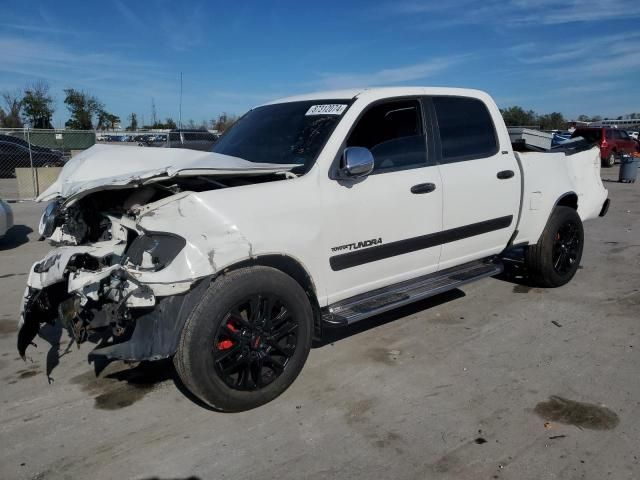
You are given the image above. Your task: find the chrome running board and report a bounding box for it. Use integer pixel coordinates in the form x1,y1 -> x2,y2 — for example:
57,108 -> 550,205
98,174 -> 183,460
322,258 -> 503,327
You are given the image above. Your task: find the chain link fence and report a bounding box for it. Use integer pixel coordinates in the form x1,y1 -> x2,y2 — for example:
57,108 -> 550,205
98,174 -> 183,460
97,129 -> 218,151
0,128 -> 95,200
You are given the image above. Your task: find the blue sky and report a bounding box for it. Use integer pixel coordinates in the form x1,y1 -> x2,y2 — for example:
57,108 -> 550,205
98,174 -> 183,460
1,0 -> 639,127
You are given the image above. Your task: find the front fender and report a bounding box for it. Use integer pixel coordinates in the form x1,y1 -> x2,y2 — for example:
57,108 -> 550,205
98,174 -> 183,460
136,193 -> 254,282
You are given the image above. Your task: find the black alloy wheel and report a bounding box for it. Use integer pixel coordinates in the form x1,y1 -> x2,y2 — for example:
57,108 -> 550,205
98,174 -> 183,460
524,206 -> 584,288
213,294 -> 299,391
551,221 -> 581,275
174,266 -> 313,411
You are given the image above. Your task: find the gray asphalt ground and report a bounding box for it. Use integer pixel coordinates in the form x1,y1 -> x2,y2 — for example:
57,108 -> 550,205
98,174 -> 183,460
0,167 -> 638,480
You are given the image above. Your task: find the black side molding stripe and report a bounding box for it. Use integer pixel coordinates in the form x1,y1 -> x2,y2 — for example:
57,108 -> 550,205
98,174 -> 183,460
329,215 -> 513,271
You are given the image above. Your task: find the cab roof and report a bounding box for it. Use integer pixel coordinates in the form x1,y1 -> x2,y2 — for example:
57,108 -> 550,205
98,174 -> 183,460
262,86 -> 489,107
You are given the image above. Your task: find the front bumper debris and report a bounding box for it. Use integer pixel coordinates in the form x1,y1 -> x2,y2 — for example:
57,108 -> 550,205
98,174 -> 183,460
18,246 -> 157,359
17,231 -> 210,362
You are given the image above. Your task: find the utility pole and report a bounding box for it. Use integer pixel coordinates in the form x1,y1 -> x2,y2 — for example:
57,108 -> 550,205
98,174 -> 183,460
179,72 -> 183,129
151,97 -> 157,127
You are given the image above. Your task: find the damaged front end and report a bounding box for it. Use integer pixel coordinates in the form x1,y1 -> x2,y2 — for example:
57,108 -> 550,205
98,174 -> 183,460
18,194 -> 209,362
17,146 -> 295,365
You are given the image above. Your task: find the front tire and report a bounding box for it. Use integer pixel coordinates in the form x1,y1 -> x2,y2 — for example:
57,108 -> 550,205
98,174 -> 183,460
174,266 -> 313,412
525,206 -> 584,287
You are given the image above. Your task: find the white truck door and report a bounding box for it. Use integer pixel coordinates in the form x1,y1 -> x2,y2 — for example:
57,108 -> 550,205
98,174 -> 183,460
320,98 -> 443,304
428,96 -> 520,269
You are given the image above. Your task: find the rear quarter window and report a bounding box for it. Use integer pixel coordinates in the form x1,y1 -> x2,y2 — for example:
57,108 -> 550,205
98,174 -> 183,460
433,96 -> 498,163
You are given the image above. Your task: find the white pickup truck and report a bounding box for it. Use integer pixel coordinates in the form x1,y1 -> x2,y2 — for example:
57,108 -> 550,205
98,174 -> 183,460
18,87 -> 609,411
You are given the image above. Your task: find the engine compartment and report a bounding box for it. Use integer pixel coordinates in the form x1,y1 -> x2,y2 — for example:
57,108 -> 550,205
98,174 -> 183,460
45,172 -> 289,246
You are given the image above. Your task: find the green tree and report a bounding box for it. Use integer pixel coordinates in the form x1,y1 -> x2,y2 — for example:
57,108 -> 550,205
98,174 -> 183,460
64,89 -> 103,129
500,106 -> 537,126
127,113 -> 138,131
1,90 -> 24,128
97,109 -> 120,130
576,114 -> 604,123
537,112 -> 566,130
143,117 -> 177,129
22,81 -> 54,129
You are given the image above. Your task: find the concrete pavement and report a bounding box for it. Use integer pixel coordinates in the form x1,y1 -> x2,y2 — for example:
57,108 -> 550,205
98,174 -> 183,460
0,167 -> 638,480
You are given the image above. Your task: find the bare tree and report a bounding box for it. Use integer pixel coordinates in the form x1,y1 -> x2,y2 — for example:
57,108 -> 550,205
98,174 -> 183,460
1,89 -> 23,128
212,112 -> 238,133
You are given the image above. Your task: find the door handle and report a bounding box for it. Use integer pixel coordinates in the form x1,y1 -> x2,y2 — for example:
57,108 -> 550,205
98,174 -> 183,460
410,183 -> 436,194
497,170 -> 515,179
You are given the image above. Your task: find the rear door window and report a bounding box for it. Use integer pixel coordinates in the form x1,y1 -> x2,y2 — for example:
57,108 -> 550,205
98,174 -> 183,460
432,96 -> 498,162
617,130 -> 630,140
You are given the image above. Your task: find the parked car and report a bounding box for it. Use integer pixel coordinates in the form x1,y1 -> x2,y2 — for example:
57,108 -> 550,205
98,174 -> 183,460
163,129 -> 218,151
0,135 -> 65,177
19,87 -> 608,411
571,127 -> 637,167
0,198 -> 13,239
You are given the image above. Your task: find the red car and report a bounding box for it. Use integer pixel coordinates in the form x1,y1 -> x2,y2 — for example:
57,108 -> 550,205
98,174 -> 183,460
571,127 -> 638,167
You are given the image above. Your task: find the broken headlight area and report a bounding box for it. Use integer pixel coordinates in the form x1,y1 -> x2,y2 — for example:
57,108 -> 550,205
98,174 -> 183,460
39,192 -> 132,246
38,199 -> 63,238
125,232 -> 186,271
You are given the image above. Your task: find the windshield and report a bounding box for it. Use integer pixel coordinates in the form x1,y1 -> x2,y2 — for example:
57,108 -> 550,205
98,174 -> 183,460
212,100 -> 351,169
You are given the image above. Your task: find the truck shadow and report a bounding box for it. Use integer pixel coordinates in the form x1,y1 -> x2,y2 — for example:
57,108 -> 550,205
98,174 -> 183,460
89,356 -> 218,411
65,289 -> 474,412
314,289 -> 466,348
0,225 -> 33,250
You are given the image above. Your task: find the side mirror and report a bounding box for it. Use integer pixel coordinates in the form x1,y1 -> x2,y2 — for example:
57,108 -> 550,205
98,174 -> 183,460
341,147 -> 374,178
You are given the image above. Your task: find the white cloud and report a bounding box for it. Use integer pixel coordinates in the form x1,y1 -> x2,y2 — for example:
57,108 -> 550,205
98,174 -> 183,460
389,0 -> 640,26
159,2 -> 206,51
508,32 -> 640,82
318,56 -> 465,89
113,0 -> 146,31
0,36 -> 167,82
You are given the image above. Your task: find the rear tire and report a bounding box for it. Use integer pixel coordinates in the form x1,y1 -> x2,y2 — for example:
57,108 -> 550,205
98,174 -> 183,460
602,151 -> 616,167
174,266 -> 313,412
525,206 -> 584,287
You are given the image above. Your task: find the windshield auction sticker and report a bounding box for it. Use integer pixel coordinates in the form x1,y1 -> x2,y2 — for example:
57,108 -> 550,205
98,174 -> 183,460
305,104 -> 348,116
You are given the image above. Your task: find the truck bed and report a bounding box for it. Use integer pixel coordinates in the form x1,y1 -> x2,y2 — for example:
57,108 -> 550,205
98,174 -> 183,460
512,147 -> 607,245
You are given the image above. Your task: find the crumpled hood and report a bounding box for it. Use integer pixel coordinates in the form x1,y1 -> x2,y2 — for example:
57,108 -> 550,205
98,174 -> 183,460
38,144 -> 296,202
